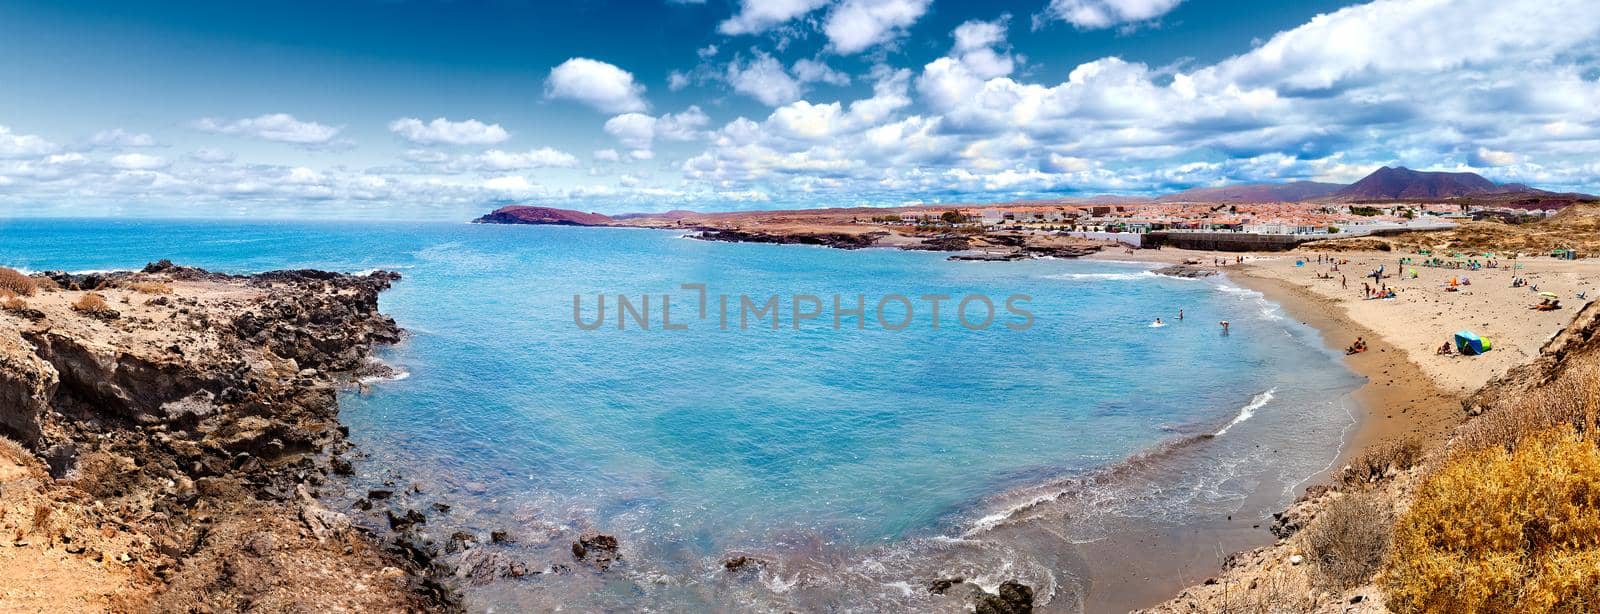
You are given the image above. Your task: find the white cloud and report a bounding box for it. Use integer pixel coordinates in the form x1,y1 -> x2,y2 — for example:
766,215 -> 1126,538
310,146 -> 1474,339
697,44 -> 720,59
668,71 -> 692,91
0,126 -> 59,159
823,0 -> 931,54
1041,0 -> 1184,30
545,58 -> 649,114
108,153 -> 170,170
605,113 -> 659,150
792,58 -> 852,85
484,175 -> 537,193
719,0 -> 831,35
727,53 -> 804,107
90,128 -> 158,148
188,148 -> 236,164
605,107 -> 711,153
190,114 -> 343,145
1470,147 -> 1519,167
594,149 -> 622,162
388,117 -> 510,145
474,148 -> 581,170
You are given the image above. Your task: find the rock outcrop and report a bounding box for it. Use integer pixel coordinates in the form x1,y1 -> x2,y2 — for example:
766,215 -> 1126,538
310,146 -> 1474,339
0,263 -> 450,611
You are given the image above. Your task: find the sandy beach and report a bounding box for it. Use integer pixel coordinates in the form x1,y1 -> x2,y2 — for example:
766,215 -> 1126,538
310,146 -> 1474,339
1077,247 -> 1600,611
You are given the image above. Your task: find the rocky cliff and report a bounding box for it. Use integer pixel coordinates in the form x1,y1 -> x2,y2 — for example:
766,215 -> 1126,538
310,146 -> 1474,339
0,261 -> 450,611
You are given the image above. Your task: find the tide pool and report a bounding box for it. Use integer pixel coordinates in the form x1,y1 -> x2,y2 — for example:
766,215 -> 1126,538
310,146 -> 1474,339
0,218 -> 1361,610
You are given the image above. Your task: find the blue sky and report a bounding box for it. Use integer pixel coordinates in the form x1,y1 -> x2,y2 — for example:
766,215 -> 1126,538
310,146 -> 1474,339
1,0 -> 1597,218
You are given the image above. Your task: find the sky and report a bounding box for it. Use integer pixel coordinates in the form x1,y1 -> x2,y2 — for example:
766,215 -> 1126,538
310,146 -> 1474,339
0,0 -> 1597,219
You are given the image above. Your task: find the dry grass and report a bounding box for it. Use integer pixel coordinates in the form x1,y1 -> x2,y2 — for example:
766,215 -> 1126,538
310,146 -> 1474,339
1,296 -> 27,312
1338,438 -> 1422,487
71,292 -> 111,314
1383,426 -> 1600,613
31,276 -> 60,292
1455,353 -> 1600,453
0,267 -> 37,297
126,281 -> 173,295
1303,492 -> 1393,592
1210,566 -> 1315,614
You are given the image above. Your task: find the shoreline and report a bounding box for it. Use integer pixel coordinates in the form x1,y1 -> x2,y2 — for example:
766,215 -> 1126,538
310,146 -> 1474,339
1071,258 -> 1462,613
1081,246 -> 1599,612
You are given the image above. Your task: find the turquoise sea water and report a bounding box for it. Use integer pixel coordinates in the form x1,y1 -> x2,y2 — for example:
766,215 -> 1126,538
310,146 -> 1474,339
0,218 -> 1361,611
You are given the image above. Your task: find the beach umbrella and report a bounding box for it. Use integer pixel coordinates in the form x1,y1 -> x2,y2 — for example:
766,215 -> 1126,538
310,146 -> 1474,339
1454,330 -> 1491,356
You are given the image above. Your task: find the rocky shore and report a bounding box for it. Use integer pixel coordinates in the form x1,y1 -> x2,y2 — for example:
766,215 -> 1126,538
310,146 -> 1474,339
0,261 -> 454,611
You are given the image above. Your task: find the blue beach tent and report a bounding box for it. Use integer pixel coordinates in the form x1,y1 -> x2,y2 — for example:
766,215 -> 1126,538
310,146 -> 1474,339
1454,330 -> 1492,356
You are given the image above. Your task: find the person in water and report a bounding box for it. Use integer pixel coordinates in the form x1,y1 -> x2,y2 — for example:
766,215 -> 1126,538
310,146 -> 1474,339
1154,318 -> 1164,326
1219,320 -> 1230,334
1178,309 -> 1184,321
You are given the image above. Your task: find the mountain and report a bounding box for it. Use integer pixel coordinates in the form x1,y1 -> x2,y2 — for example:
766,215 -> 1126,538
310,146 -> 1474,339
1329,166 -> 1514,200
473,205 -> 614,226
1156,181 -> 1343,203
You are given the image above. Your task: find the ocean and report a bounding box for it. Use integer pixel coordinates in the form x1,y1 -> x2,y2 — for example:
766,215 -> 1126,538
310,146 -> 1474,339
0,218 -> 1362,611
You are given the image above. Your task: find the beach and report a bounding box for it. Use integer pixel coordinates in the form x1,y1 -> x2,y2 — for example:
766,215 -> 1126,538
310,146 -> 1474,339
1079,247 -> 1600,611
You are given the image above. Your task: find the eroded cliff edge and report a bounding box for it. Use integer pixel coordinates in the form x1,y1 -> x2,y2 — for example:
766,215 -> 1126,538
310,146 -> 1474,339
0,261 -> 451,611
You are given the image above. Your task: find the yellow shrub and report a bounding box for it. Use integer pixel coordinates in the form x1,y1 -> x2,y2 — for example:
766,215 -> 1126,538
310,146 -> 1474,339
72,292 -> 110,314
1383,427 -> 1600,613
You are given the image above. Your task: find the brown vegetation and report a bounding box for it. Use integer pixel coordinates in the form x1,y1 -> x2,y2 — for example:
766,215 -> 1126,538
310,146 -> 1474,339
1338,438 -> 1422,487
2,297 -> 26,312
1455,353 -> 1600,453
1304,492 -> 1393,592
0,267 -> 37,297
71,292 -> 111,314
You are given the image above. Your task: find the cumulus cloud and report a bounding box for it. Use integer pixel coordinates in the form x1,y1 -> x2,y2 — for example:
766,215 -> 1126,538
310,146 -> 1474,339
604,113 -> 659,150
0,125 -> 59,159
90,128 -> 158,148
1040,0 -> 1184,30
188,148 -> 236,164
677,0 -> 1600,206
823,0 -> 931,54
7,0 -> 1600,214
388,117 -> 510,145
727,53 -> 805,107
470,148 -> 581,170
108,153 -> 169,170
719,0 -> 831,35
545,58 -> 649,114
605,107 -> 711,153
792,58 -> 852,85
190,114 -> 343,145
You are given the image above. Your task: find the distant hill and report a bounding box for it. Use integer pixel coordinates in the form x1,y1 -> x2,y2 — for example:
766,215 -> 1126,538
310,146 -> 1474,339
1155,167 -> 1589,205
473,205 -> 614,226
1329,166 -> 1512,200
611,209 -> 701,220
1157,181 -> 1343,203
